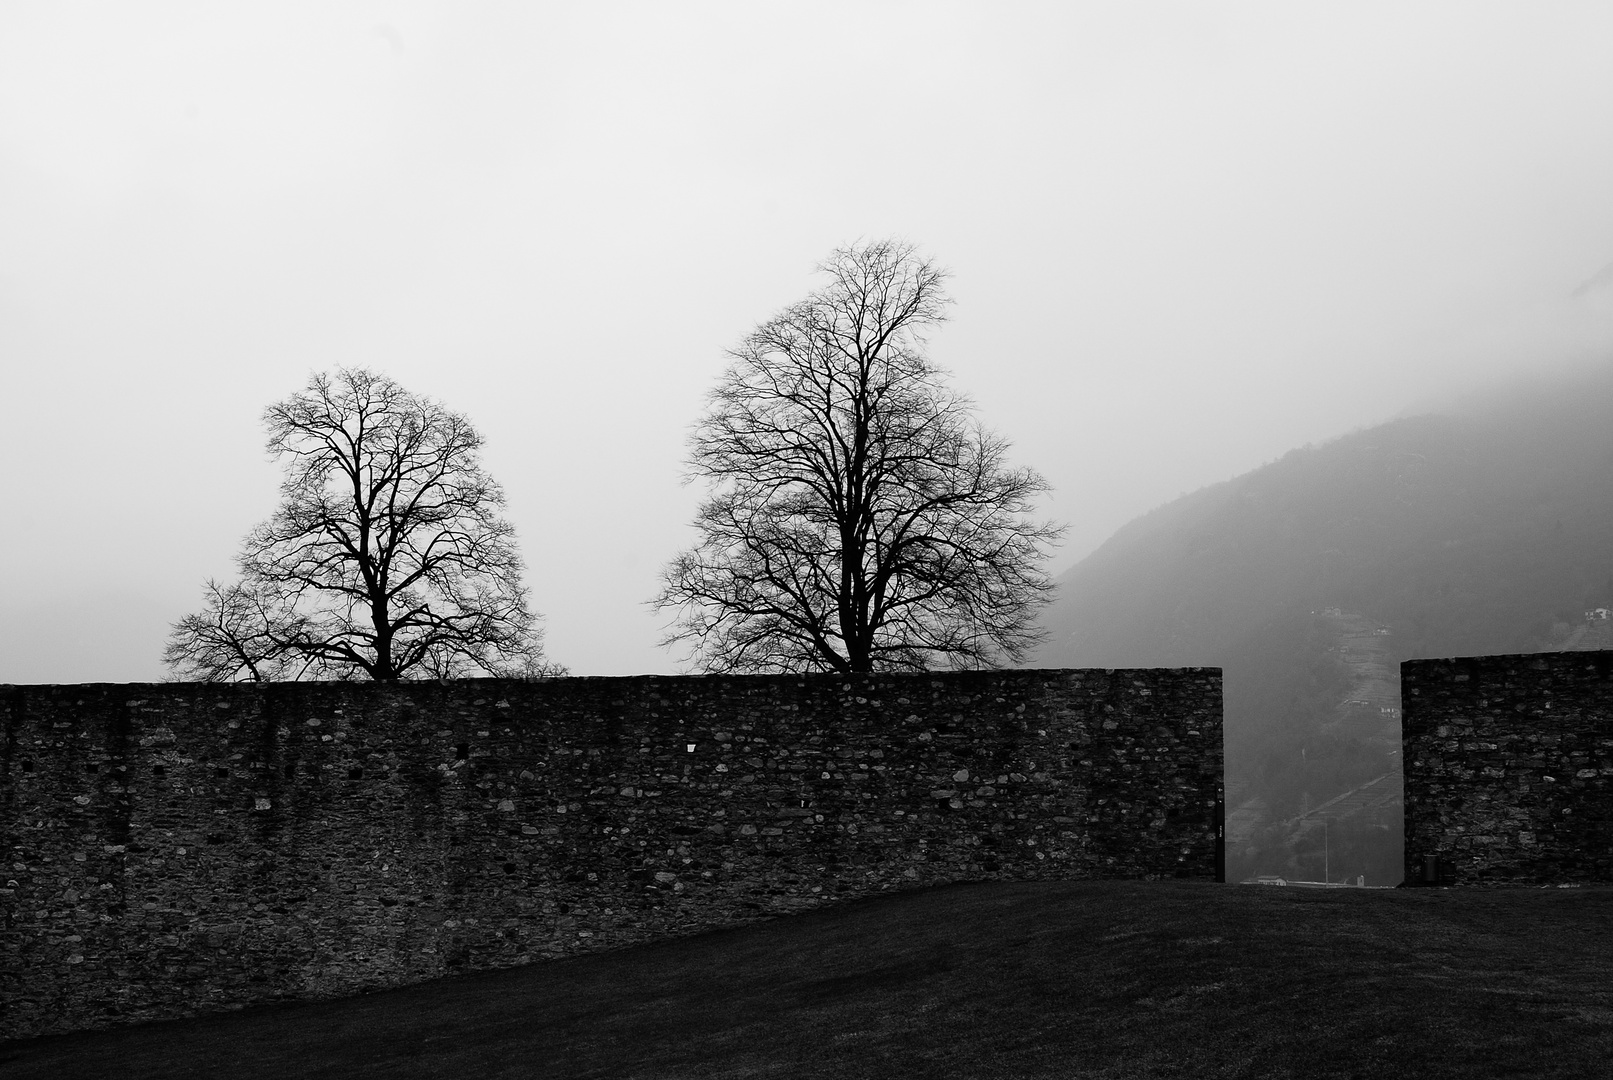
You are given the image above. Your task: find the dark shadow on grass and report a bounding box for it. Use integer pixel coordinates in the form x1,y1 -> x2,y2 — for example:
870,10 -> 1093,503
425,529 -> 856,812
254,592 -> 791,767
4,880 -> 1613,1079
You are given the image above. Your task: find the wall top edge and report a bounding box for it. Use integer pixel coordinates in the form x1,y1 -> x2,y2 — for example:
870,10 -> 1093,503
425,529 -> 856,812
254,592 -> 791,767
0,667 -> 1224,692
1401,650 -> 1613,669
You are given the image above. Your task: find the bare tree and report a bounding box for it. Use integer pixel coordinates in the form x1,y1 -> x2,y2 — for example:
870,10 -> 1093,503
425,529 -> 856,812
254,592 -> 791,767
166,368 -> 559,681
654,240 -> 1062,673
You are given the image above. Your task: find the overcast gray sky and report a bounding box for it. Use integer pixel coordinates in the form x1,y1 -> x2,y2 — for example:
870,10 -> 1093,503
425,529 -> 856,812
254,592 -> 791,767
3,2 -> 1612,682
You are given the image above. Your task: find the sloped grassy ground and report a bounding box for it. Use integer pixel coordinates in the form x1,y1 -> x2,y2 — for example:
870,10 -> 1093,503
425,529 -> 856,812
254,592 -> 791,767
4,880 -> 1611,1079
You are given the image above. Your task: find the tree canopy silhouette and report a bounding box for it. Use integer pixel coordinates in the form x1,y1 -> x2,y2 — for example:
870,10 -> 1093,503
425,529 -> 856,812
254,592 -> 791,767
166,368 -> 556,681
654,240 -> 1061,673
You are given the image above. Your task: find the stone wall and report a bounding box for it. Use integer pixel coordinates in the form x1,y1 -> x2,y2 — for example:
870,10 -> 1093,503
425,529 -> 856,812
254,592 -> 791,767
1402,651 -> 1613,885
1,668 -> 1222,1042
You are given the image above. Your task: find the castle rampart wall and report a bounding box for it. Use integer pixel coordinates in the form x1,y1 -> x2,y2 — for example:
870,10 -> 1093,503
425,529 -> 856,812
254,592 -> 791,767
1,669 -> 1221,1041
1402,651 -> 1613,885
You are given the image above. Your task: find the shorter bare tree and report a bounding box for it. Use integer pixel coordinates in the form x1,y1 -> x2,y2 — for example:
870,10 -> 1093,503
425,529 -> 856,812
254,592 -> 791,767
166,368 -> 559,682
653,239 -> 1062,673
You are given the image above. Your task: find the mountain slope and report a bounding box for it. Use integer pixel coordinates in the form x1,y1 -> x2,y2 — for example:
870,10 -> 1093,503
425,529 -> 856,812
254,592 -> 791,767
1037,363 -> 1613,881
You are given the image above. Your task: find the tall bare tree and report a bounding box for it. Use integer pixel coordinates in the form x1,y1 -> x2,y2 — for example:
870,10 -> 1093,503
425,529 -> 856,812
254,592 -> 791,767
654,240 -> 1062,673
166,368 -> 557,681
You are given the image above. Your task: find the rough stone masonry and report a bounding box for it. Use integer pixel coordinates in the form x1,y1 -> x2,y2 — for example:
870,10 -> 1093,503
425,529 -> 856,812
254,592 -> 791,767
0,668 -> 1222,1041
1402,650 -> 1613,885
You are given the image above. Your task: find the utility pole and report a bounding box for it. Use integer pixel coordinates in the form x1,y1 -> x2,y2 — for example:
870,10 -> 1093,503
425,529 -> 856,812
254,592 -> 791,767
1323,818 -> 1329,883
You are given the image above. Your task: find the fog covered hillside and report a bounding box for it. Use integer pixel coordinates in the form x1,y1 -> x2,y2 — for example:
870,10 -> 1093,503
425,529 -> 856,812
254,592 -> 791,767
1037,363 -> 1613,884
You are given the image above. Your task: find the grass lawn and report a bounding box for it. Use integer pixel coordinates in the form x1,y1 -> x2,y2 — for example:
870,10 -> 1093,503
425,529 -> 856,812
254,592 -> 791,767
3,880 -> 1610,1079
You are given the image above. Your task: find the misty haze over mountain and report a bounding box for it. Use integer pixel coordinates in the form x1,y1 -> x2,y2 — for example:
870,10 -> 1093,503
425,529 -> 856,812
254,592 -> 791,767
1037,361 -> 1613,883
5,5 -> 1613,685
